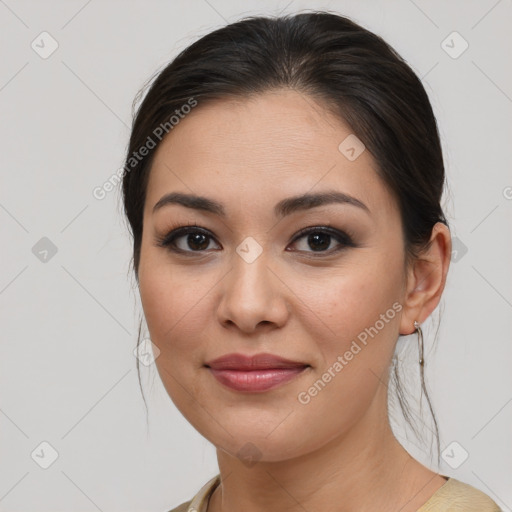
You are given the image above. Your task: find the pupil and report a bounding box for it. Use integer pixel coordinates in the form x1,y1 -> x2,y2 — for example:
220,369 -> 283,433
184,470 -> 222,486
188,233 -> 208,250
308,233 -> 330,251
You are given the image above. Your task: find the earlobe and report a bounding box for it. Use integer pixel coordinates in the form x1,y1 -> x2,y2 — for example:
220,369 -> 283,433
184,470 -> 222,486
398,222 -> 452,335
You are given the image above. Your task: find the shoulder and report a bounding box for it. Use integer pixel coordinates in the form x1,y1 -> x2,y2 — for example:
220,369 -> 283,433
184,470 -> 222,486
164,474 -> 220,512
418,477 -> 502,511
165,499 -> 192,512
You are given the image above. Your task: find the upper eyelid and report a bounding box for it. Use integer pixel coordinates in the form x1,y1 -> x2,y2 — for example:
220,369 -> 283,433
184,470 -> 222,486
291,225 -> 339,239
168,225 -> 344,240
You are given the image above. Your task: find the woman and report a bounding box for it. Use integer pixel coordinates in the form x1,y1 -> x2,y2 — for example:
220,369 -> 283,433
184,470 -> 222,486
121,11 -> 501,512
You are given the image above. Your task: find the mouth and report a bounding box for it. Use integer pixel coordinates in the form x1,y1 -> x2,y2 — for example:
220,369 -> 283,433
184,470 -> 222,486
204,352 -> 311,392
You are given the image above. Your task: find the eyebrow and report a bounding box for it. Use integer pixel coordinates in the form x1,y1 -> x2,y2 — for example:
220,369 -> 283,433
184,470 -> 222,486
152,190 -> 371,218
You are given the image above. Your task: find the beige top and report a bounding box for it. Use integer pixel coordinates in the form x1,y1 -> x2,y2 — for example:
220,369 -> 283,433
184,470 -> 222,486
167,474 -> 502,512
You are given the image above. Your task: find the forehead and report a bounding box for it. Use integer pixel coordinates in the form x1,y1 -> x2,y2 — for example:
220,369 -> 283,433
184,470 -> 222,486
145,89 -> 399,222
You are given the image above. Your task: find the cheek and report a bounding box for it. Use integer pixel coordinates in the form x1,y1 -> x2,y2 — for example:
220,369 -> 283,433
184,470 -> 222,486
140,271 -> 197,341
291,274 -> 401,445
292,261 -> 403,404
137,254 -> 213,407
137,249 -> 218,358
296,263 -> 401,340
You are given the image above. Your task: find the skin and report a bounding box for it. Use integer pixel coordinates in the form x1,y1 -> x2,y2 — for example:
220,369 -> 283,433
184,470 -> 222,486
137,89 -> 452,512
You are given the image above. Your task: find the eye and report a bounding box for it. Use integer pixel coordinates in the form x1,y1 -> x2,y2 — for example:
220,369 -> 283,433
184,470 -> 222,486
287,226 -> 355,255
155,224 -> 221,254
155,224 -> 356,256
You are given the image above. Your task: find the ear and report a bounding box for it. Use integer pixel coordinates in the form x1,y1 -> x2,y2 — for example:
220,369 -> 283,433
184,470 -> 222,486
399,222 -> 452,335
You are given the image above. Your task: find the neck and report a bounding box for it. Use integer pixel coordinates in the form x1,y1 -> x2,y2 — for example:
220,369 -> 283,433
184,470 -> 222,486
208,384 -> 446,512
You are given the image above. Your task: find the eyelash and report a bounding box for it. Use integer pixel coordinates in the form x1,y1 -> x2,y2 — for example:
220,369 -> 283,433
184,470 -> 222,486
154,222 -> 357,257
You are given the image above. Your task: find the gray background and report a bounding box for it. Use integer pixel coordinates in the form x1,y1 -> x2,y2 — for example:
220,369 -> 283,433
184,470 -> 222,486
1,0 -> 511,510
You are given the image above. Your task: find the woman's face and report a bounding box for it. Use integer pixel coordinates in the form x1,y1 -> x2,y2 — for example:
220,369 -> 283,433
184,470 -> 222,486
138,89 -> 410,462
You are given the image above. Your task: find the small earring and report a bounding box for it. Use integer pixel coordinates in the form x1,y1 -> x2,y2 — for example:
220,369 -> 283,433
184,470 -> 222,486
414,320 -> 424,367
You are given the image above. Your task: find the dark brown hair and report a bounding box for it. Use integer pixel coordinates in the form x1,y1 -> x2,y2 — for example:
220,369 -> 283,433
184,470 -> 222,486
121,11 -> 450,466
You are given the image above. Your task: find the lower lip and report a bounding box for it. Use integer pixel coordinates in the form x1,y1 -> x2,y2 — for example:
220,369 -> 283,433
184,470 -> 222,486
207,367 -> 309,392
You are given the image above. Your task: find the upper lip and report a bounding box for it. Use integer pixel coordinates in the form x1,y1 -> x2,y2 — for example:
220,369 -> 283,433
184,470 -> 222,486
204,352 -> 309,370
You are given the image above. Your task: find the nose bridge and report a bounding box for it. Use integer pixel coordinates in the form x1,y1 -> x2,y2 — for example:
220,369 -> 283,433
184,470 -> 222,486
229,243 -> 273,305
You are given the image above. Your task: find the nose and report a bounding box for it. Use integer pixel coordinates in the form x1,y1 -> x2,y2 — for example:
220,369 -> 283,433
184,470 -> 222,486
216,250 -> 291,334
